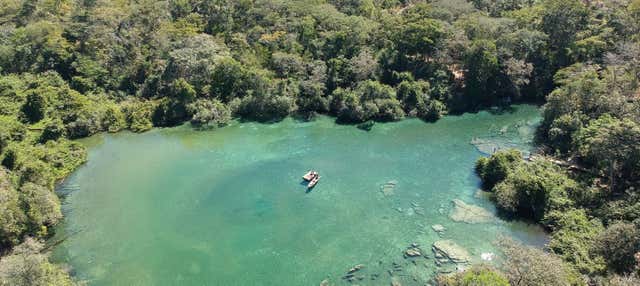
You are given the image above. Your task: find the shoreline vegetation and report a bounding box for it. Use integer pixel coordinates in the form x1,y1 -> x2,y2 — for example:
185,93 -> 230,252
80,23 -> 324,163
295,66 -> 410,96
0,0 -> 639,285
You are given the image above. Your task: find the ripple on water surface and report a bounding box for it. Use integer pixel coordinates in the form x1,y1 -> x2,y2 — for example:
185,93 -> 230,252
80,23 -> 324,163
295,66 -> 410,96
53,105 -> 547,286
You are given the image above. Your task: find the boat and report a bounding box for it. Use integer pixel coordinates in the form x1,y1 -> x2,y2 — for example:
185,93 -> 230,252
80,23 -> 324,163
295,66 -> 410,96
302,170 -> 317,181
307,176 -> 321,188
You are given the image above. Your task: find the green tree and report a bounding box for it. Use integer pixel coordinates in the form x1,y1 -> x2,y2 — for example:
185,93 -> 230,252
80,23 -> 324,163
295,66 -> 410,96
0,167 -> 26,249
154,78 -> 197,126
21,92 -> 46,123
546,209 -> 606,275
393,3 -> 446,60
187,99 -> 231,127
436,265 -> 510,286
0,238 -> 76,286
19,183 -> 62,235
418,99 -> 447,122
476,149 -> 524,190
595,222 -> 640,274
493,159 -> 576,221
464,40 -> 502,107
39,119 -> 65,143
396,80 -> 430,113
539,0 -> 590,67
499,238 -> 583,286
574,115 -> 640,192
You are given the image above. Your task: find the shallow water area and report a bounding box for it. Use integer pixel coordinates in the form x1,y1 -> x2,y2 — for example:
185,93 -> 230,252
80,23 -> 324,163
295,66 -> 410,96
52,105 -> 547,286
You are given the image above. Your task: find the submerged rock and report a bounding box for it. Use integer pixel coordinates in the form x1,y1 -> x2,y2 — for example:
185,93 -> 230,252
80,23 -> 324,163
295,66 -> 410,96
381,181 -> 397,196
431,224 -> 446,233
406,207 -> 415,216
448,199 -> 494,224
348,264 -> 364,274
404,248 -> 421,257
320,278 -> 330,286
432,240 -> 471,264
357,120 -> 375,131
481,252 -> 495,261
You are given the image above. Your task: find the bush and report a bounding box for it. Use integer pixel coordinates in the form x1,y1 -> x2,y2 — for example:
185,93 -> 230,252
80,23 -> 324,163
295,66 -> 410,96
122,100 -> 155,132
153,79 -> 197,126
0,167 -> 26,249
19,183 -> 62,234
547,209 -> 606,275
1,146 -> 18,170
499,238 -> 584,286
39,119 -> 65,143
436,265 -> 509,286
0,117 -> 26,153
187,99 -> 231,127
574,115 -> 640,192
296,80 -> 329,113
101,105 -> 126,133
475,149 -> 524,190
20,92 -> 47,123
0,238 -> 76,286
236,94 -> 292,122
396,80 -> 430,113
418,99 -> 447,122
595,222 -> 640,274
547,113 -> 584,154
492,159 -> 576,221
331,81 -> 404,123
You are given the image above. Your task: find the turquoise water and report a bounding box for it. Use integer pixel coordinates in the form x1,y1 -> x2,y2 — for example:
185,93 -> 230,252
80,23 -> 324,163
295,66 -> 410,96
53,105 -> 547,286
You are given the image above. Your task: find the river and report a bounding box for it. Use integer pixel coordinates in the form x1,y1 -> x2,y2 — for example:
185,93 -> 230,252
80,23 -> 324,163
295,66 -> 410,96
52,105 -> 547,285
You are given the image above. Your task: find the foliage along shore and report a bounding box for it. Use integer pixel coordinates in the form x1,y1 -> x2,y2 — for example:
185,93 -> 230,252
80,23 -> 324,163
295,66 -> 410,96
1,0 -> 640,285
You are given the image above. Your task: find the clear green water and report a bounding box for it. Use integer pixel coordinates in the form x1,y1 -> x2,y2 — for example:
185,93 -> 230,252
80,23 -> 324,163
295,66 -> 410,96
52,105 -> 547,286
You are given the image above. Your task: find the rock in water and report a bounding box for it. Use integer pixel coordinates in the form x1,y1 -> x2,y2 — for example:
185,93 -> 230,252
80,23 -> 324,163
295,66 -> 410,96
320,279 -> 330,286
432,240 -> 471,264
448,199 -> 494,224
357,120 -> 375,131
390,277 -> 402,286
481,252 -> 495,261
404,248 -> 421,257
431,224 -> 446,233
380,180 -> 397,196
348,264 -> 364,274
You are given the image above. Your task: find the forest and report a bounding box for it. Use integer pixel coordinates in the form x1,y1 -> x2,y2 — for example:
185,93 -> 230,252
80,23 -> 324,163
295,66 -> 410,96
0,0 -> 639,285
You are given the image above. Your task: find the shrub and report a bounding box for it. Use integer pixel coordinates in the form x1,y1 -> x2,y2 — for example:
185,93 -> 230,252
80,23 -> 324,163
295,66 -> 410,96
418,99 -> 447,122
493,159 -> 577,221
0,117 -> 26,153
499,238 -> 584,286
20,92 -> 47,123
475,149 -> 524,190
547,209 -> 606,275
19,183 -> 62,234
39,119 -> 65,143
0,238 -> 76,286
122,100 -> 155,132
236,94 -> 292,122
574,115 -> 640,192
0,167 -> 26,249
436,265 -> 509,286
187,99 -> 231,127
595,222 -> 640,274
